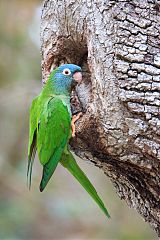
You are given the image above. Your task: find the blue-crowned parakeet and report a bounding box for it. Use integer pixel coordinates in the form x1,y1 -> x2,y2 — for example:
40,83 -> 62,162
28,64 -> 110,218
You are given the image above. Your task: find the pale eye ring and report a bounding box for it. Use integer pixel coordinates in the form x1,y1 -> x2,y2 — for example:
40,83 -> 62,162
62,68 -> 71,76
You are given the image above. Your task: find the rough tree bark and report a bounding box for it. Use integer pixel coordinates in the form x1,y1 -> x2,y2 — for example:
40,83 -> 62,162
40,0 -> 160,236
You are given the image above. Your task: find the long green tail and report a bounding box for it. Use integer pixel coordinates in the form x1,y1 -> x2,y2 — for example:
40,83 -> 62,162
60,151 -> 110,218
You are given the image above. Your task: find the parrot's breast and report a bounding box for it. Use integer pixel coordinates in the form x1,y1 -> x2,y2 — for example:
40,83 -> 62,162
58,95 -> 71,117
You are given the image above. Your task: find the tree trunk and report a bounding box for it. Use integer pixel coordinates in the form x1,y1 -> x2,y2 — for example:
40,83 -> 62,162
41,0 -> 160,236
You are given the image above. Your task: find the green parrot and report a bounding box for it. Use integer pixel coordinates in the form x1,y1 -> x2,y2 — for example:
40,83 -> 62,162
28,64 -> 110,218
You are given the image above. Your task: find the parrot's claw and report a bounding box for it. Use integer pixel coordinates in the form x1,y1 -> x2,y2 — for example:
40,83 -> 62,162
71,112 -> 83,137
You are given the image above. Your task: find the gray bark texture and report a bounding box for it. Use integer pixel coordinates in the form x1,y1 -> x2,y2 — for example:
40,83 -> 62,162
41,0 -> 160,236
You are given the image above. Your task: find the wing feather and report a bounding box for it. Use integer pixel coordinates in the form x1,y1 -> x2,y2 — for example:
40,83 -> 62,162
27,97 -> 39,188
37,97 -> 71,191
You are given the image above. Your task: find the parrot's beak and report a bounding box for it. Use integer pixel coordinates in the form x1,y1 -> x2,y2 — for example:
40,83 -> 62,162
73,71 -> 82,85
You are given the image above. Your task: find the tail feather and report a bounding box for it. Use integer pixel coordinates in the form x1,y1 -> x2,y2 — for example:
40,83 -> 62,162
60,151 -> 110,218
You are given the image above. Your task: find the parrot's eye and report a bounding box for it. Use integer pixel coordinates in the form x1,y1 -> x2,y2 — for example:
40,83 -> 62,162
62,68 -> 71,76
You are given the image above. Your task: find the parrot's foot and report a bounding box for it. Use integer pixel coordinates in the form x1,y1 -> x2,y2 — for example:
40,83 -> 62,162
71,112 -> 83,137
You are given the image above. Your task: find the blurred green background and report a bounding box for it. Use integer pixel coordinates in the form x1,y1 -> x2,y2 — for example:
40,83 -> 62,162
0,0 -> 156,239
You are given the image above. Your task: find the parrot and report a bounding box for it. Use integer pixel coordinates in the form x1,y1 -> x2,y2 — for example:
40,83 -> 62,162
27,63 -> 110,218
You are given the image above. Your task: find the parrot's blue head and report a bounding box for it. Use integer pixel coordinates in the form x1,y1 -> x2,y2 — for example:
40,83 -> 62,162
51,64 -> 82,95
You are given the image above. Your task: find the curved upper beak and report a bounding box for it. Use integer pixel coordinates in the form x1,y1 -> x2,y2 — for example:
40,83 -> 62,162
73,71 -> 82,85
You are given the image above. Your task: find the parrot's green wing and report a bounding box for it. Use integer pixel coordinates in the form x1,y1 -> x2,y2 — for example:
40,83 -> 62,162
60,150 -> 110,218
27,97 -> 39,189
37,97 -> 71,192
28,96 -> 71,191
